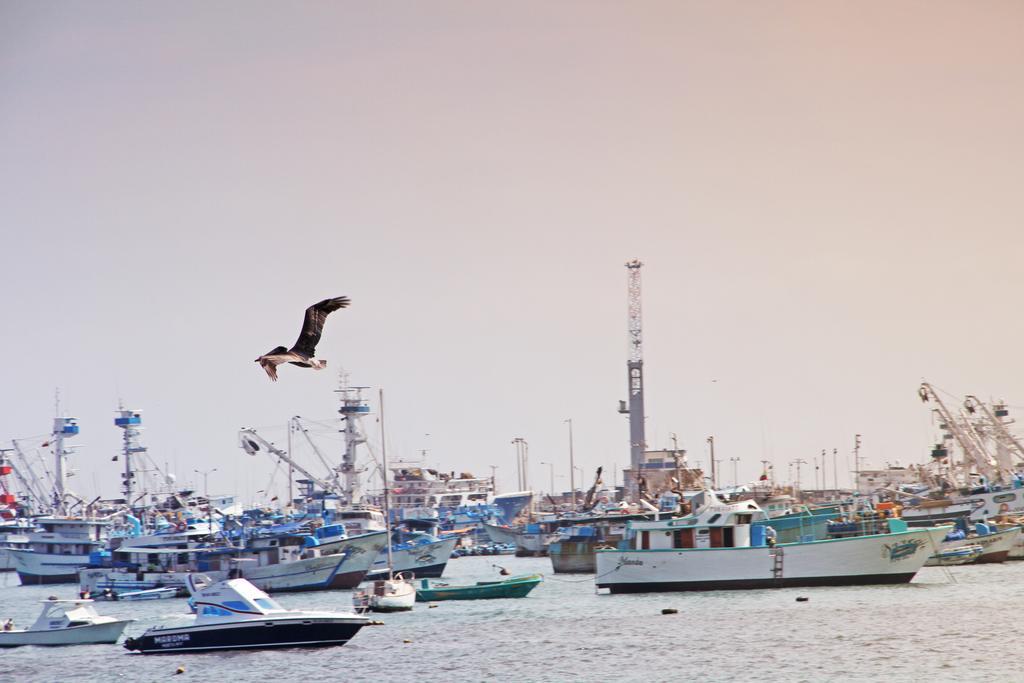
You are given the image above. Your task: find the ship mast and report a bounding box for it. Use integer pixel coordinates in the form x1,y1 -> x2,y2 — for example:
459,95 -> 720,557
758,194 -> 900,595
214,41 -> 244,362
51,392 -> 79,516
337,375 -> 370,506
114,405 -> 145,510
379,389 -> 395,578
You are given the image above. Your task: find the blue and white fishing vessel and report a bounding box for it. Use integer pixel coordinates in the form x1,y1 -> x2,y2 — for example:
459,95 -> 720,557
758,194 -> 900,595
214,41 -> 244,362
239,378 -> 457,579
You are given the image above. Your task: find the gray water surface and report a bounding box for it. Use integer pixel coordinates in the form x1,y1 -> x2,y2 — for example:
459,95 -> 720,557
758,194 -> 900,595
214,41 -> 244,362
0,556 -> 1013,682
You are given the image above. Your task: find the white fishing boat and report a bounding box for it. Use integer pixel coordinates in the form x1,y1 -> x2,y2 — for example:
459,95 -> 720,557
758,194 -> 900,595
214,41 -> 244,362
0,598 -> 132,647
239,380 -> 456,579
595,491 -> 950,593
0,519 -> 34,573
9,517 -> 112,585
124,576 -> 368,654
81,529 -> 385,595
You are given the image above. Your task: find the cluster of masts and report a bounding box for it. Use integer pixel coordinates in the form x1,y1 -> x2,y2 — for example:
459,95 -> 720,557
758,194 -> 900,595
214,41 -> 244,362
919,381 -> 1024,488
0,404 -> 180,519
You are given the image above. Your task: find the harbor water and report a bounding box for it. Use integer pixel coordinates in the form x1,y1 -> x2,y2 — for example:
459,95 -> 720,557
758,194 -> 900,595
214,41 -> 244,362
0,555 -> 1018,682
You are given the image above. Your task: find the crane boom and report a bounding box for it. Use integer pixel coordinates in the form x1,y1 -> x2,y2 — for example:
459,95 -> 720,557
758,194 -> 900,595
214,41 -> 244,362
919,383 -> 998,481
238,427 -> 340,496
964,395 -> 1024,466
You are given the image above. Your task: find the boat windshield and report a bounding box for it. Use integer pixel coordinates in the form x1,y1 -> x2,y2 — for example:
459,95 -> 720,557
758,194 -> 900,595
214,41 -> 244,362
254,597 -> 283,611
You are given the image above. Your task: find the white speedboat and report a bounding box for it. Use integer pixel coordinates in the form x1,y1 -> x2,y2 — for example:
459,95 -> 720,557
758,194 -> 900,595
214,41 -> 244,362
125,577 -> 368,654
0,598 -> 132,647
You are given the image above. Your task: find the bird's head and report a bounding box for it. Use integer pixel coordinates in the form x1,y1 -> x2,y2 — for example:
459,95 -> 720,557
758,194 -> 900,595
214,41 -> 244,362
255,346 -> 289,362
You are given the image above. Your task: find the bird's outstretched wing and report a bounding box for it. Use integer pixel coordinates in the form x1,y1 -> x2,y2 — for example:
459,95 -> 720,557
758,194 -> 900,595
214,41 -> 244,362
290,296 -> 350,358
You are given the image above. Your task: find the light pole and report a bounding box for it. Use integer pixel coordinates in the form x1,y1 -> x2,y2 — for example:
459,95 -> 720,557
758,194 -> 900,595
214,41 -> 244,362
539,461 -> 555,498
707,436 -> 716,488
194,467 -> 217,516
854,434 -> 862,493
832,448 -> 838,493
730,457 -> 740,488
573,465 -> 583,502
489,465 -> 498,493
791,459 -> 807,496
564,419 -> 576,509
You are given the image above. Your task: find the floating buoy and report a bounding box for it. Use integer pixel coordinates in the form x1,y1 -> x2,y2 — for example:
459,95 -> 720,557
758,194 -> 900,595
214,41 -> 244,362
428,603 -> 438,609
661,608 -> 678,615
175,666 -> 186,675
367,620 -> 385,626
796,597 -> 809,602
403,639 -> 413,644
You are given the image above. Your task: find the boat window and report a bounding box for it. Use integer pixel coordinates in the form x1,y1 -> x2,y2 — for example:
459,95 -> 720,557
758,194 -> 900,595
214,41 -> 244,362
707,514 -> 721,524
994,493 -> 1016,503
222,600 -> 252,612
201,605 -> 232,617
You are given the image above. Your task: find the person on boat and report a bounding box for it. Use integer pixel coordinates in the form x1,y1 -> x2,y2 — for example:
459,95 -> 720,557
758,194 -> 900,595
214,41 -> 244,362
3,619 -> 13,631
765,526 -> 777,548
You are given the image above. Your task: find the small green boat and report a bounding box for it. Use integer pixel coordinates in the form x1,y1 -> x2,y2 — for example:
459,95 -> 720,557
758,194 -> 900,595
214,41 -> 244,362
415,574 -> 543,602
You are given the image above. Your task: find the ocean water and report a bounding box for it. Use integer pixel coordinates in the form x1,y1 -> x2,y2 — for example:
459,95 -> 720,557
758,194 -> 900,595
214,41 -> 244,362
0,556 -> 1017,683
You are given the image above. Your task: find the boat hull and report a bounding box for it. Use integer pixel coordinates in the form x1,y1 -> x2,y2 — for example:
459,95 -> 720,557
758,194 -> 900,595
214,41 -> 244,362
415,574 -> 542,601
482,523 -> 518,546
927,527 -> 1020,565
548,541 -> 598,573
596,527 -> 948,594
125,618 -> 366,654
80,568 -> 192,595
241,551 -> 372,592
9,548 -> 93,584
367,536 -> 457,579
0,620 -> 131,647
514,532 -> 555,557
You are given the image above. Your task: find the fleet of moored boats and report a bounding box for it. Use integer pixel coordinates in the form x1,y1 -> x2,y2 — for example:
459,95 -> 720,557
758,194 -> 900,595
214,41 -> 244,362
4,380 -> 1024,652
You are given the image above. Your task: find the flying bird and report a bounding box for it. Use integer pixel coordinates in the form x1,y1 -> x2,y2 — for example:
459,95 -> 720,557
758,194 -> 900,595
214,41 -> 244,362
255,296 -> 350,381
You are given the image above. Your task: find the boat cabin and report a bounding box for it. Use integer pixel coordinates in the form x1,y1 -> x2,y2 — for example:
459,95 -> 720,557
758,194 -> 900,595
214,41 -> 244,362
30,599 -> 103,631
625,493 -> 769,551
191,579 -> 286,620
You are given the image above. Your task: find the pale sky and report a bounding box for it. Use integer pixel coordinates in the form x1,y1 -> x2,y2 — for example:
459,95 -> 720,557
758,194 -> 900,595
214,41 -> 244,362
2,2 -> 1024,503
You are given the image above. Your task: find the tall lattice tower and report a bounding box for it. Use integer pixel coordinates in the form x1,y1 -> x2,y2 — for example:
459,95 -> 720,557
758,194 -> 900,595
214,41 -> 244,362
618,259 -> 646,494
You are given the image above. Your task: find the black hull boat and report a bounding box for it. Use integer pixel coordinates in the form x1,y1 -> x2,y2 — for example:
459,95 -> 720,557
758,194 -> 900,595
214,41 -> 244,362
124,617 -> 366,654
125,576 -> 368,655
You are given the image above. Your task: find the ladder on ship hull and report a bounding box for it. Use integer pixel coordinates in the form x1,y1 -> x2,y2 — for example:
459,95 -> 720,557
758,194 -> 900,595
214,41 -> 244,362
771,547 -> 784,581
